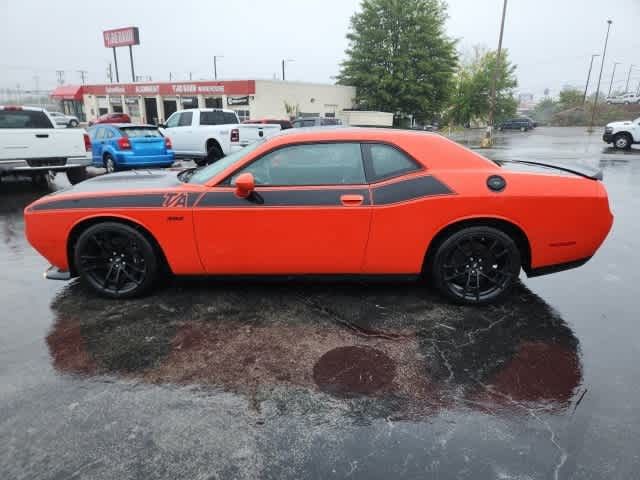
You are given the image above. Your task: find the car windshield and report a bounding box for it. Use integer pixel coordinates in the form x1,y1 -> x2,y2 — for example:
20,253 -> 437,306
186,140 -> 266,184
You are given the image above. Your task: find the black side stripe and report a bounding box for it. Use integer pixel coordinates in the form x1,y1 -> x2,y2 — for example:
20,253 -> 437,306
197,189 -> 371,207
31,192 -> 197,211
372,175 -> 453,205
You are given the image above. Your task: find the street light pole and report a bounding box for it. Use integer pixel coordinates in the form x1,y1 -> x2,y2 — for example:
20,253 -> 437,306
214,55 -> 223,80
625,64 -> 635,92
608,62 -> 621,97
583,54 -> 600,105
589,20 -> 613,133
487,0 -> 508,131
282,58 -> 294,81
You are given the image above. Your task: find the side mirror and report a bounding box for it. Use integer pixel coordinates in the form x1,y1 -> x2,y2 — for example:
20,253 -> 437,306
158,123 -> 167,129
234,172 -> 255,199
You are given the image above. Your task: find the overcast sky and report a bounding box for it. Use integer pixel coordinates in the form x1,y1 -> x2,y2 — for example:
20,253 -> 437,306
1,0 -> 639,98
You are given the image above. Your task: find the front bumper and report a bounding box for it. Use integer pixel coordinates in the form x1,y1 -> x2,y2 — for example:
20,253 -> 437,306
0,156 -> 91,173
603,133 -> 614,143
45,266 -> 71,281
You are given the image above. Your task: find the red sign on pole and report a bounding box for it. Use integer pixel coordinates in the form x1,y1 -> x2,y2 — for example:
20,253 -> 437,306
103,27 -> 140,48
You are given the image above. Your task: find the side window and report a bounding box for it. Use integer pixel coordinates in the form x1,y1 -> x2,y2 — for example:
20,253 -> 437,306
105,129 -> 115,139
178,111 -> 193,127
366,143 -> 421,182
165,112 -> 181,128
302,120 -> 316,127
95,128 -> 106,140
231,143 -> 365,186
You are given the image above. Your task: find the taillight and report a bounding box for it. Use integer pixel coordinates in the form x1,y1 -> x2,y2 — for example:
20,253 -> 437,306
230,128 -> 239,143
83,133 -> 91,152
117,137 -> 131,150
164,136 -> 172,149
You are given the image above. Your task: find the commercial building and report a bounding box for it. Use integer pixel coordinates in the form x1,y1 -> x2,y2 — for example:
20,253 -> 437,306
51,80 -> 356,125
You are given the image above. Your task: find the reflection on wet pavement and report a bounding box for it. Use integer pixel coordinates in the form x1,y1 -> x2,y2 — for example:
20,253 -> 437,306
46,278 -> 582,419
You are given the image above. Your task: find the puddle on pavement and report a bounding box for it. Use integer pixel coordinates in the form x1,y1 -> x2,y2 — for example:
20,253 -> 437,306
46,278 -> 583,419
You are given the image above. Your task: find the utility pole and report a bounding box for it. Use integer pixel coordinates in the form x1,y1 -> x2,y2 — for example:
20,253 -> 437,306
484,0 -> 508,147
608,62 -> 621,97
189,72 -> 193,81
169,72 -> 173,81
56,70 -> 65,85
625,64 -> 635,92
112,47 -> 120,82
214,55 -> 223,80
582,54 -> 600,105
107,63 -> 113,83
77,70 -> 88,84
589,19 -> 613,133
128,45 -> 135,82
281,58 -> 294,81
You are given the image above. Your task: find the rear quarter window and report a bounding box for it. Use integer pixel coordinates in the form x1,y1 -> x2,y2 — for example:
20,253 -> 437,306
365,143 -> 421,182
0,110 -> 53,129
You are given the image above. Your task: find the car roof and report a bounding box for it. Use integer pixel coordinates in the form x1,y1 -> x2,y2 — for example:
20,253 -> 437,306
92,123 -> 156,128
0,106 -> 46,112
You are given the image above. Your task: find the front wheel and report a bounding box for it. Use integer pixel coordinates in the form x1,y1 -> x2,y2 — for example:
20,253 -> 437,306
66,167 -> 87,185
74,222 -> 159,299
69,120 -> 79,127
613,133 -> 631,150
430,226 -> 521,305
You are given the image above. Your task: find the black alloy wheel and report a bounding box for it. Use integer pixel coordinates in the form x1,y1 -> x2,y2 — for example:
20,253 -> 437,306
74,222 -> 159,298
431,226 -> 521,305
205,143 -> 224,165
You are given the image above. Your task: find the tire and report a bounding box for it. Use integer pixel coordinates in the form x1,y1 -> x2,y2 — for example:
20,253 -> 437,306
520,126 -> 526,132
205,142 -> 224,165
66,167 -> 87,185
69,120 -> 79,127
613,133 -> 631,150
31,173 -> 49,189
104,154 -> 116,173
429,226 -> 521,305
74,222 -> 159,299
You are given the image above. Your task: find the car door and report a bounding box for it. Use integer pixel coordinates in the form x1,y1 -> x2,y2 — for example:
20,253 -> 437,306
163,111 -> 193,154
193,142 -> 372,274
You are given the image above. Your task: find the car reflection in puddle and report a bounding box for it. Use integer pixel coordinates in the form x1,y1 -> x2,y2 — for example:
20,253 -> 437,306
46,278 -> 581,420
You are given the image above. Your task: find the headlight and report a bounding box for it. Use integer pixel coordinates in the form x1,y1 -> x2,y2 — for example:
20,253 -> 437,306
604,127 -> 613,134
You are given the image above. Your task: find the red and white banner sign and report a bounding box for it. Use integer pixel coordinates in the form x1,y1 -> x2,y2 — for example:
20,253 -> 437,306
103,27 -> 140,48
85,80 -> 256,96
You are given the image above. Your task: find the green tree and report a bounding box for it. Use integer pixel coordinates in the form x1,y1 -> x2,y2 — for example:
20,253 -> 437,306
337,0 -> 457,123
531,97 -> 557,125
447,48 -> 518,126
557,89 -> 583,110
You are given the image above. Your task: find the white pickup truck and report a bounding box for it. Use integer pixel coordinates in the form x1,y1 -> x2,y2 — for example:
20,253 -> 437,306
161,108 -> 281,166
0,106 -> 91,184
602,116 -> 640,149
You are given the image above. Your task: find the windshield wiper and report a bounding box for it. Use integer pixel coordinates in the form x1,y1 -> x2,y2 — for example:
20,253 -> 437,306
178,166 -> 206,183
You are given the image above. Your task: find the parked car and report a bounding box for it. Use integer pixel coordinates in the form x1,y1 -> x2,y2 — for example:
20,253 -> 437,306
160,108 -> 281,166
0,106 -> 90,184
88,112 -> 132,126
602,117 -> 640,149
87,124 -> 175,173
242,119 -> 293,130
48,111 -> 80,128
291,117 -> 343,128
25,128 -> 612,305
497,118 -> 534,132
605,93 -> 640,105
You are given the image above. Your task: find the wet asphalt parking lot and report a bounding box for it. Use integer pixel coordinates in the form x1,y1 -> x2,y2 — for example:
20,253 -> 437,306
1,127 -> 639,479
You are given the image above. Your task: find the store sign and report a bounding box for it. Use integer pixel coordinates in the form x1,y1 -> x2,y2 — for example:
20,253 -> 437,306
227,96 -> 250,106
85,80 -> 255,96
109,97 -> 122,105
135,85 -> 159,94
103,27 -> 140,48
105,86 -> 126,94
125,97 -> 138,105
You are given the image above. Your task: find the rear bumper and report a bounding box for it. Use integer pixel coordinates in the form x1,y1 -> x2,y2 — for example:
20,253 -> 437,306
526,257 -> 592,277
0,156 -> 91,173
115,152 -> 175,166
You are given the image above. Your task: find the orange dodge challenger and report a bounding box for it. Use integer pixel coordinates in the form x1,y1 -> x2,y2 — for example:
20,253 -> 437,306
24,128 -> 613,304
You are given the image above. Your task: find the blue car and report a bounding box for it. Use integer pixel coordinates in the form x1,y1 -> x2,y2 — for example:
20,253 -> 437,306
88,124 -> 175,173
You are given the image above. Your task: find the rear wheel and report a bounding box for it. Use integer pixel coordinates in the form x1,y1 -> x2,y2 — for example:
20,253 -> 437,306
430,226 -> 521,305
74,222 -> 159,299
205,143 -> 224,165
66,167 -> 87,185
104,154 -> 116,173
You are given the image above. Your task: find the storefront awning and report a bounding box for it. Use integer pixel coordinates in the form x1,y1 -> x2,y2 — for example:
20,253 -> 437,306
50,85 -> 84,101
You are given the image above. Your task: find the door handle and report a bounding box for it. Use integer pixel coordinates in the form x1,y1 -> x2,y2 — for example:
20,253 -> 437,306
340,194 -> 364,206
35,134 -> 49,138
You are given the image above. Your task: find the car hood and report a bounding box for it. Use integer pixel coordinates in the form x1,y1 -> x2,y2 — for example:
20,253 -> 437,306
68,169 -> 183,193
606,120 -> 634,128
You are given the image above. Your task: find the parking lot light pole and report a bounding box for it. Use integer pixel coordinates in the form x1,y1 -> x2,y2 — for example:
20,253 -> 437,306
214,55 -> 223,80
625,64 -> 635,93
582,54 -> 600,105
589,19 -> 613,133
282,59 -> 294,81
608,62 -> 621,97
